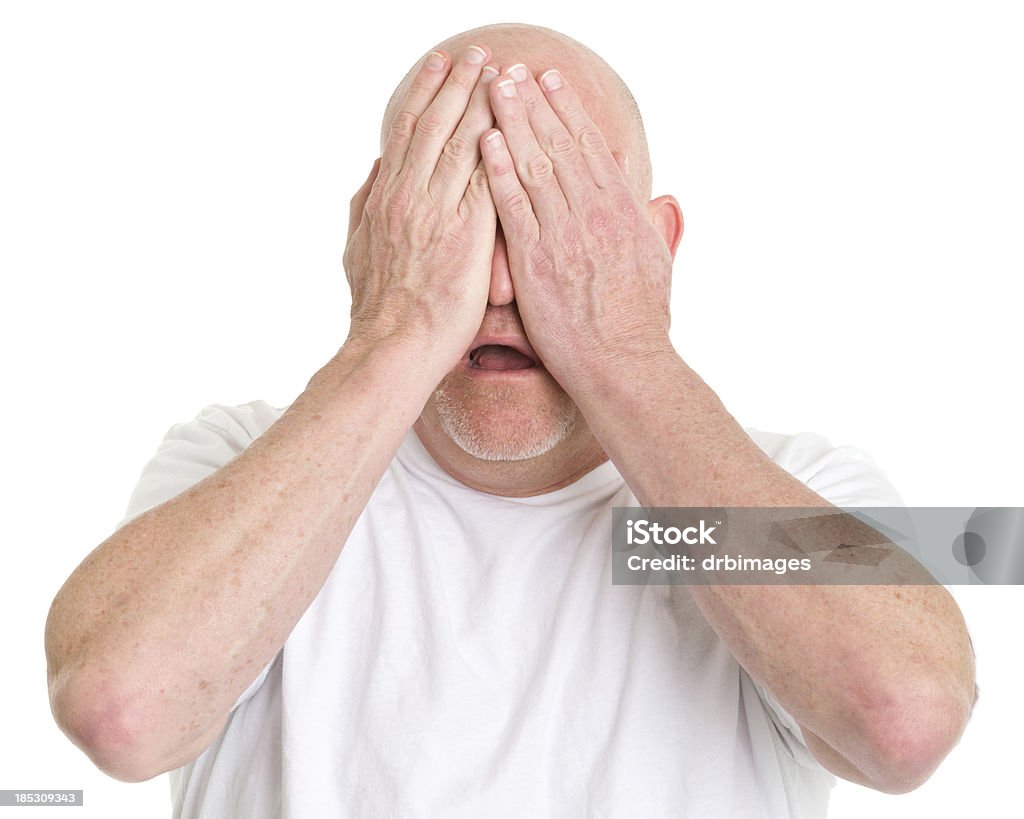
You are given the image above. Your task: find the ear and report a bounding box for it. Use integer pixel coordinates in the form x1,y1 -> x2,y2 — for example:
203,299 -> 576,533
646,195 -> 684,259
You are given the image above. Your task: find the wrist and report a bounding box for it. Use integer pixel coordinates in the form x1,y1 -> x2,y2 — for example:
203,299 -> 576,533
558,332 -> 680,402
312,330 -> 450,403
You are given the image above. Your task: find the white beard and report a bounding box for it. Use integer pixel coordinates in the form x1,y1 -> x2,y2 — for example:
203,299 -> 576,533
431,379 -> 580,462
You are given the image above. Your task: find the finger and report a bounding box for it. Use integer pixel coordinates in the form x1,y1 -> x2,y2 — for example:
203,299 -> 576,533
458,160 -> 497,232
489,67 -> 569,226
402,45 -> 491,184
480,129 -> 539,247
347,157 -> 381,243
536,68 -> 625,190
505,63 -> 595,207
429,64 -> 499,205
378,50 -> 452,182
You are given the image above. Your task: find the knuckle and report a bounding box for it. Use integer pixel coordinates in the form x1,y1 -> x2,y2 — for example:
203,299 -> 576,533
441,134 -> 474,164
410,70 -> 441,98
502,190 -> 533,221
577,126 -> 607,155
523,91 -> 545,114
386,182 -> 414,219
445,69 -> 475,92
521,153 -> 554,184
500,106 -> 526,129
491,157 -> 517,180
556,98 -> 581,122
415,109 -> 445,138
469,166 -> 489,192
545,128 -> 576,157
390,111 -> 418,142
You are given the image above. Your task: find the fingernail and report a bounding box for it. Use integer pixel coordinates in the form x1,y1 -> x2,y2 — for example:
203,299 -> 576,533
466,46 -> 486,65
481,66 -> 499,84
540,69 -> 562,91
484,130 -> 504,146
508,64 -> 529,83
497,79 -> 517,99
425,52 -> 446,71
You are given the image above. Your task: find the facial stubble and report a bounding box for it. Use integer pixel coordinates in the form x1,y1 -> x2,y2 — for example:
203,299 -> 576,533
431,371 -> 581,462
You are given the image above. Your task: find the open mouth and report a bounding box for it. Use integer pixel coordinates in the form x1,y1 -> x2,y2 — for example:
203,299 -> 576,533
468,344 -> 538,371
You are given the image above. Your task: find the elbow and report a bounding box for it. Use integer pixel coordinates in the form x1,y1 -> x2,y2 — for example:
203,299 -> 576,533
49,677 -> 167,783
857,676 -> 974,794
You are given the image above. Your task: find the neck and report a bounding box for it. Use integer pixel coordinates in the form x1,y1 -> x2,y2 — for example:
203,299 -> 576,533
412,415 -> 610,497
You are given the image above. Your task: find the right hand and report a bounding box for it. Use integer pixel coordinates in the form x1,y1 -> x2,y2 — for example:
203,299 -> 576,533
343,46 -> 498,375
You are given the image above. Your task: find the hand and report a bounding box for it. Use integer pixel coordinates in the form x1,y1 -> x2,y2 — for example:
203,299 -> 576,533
480,65 -> 679,397
343,46 -> 498,376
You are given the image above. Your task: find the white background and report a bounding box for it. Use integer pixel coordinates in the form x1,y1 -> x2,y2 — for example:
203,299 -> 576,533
2,1 -> 1021,816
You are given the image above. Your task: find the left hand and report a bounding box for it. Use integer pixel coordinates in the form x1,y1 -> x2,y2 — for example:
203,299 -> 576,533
481,64 -> 676,398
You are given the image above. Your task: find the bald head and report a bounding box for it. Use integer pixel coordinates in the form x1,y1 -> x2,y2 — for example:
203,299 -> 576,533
381,23 -> 653,200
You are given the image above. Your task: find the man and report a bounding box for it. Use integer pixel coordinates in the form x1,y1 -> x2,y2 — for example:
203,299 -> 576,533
46,23 -> 975,817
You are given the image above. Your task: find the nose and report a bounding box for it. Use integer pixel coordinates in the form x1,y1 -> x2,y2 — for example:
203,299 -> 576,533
488,225 -> 515,307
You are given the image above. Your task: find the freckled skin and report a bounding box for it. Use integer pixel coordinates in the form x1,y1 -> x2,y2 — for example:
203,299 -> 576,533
44,24 -> 974,794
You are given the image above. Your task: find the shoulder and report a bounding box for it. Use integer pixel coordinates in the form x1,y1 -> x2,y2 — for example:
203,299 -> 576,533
745,427 -> 905,507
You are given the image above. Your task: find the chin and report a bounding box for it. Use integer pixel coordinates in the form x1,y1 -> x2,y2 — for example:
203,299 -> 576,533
430,373 -> 581,462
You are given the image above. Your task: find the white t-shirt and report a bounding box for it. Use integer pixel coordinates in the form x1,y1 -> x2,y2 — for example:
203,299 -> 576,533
117,401 -> 903,818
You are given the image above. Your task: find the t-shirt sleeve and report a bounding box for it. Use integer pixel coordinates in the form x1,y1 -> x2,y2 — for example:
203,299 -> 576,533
749,428 -> 906,508
115,402 -> 282,711
116,404 -> 266,529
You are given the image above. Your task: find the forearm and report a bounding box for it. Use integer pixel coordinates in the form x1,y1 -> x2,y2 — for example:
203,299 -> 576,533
46,39 -> 509,783
574,347 -> 976,792
45,334 -> 442,781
